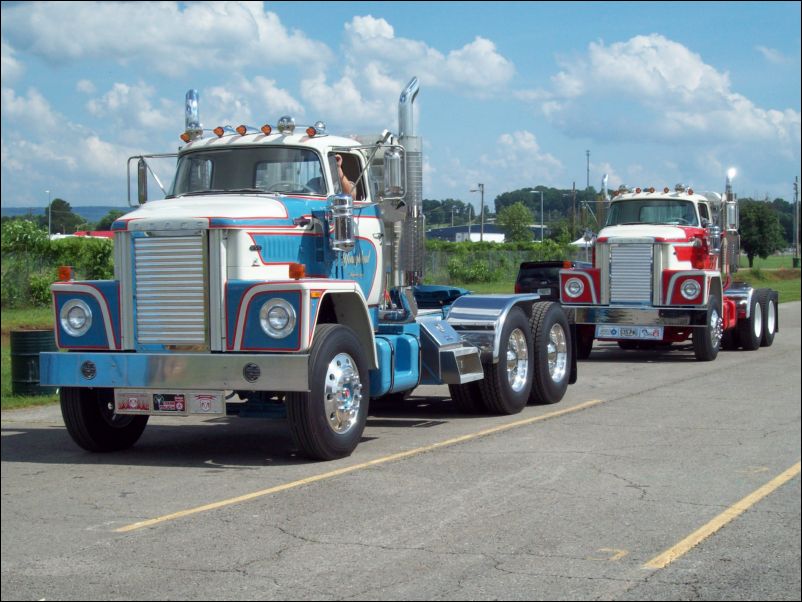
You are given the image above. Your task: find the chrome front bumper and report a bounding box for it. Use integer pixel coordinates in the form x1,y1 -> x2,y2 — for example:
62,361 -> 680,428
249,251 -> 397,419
40,352 -> 310,391
571,306 -> 708,327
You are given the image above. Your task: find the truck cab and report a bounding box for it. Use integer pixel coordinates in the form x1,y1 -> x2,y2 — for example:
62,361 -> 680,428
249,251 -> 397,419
41,79 -> 577,460
560,181 -> 777,361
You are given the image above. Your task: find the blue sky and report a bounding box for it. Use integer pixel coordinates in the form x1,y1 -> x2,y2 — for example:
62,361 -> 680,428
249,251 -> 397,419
1,1 -> 800,212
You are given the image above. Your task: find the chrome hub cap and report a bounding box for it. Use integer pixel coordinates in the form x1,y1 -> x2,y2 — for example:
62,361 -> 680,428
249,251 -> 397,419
547,323 -> 568,383
324,353 -> 362,435
710,307 -> 723,347
506,328 -> 529,392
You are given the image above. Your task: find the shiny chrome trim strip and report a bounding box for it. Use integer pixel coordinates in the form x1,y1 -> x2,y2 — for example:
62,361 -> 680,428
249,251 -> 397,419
40,352 -> 309,391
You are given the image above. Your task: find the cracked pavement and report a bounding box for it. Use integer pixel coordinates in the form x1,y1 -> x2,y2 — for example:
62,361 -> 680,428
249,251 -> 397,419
2,302 -> 800,600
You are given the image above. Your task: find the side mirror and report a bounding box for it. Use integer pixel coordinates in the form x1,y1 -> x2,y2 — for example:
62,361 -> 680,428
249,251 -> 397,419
137,158 -> 148,204
328,193 -> 355,253
708,224 -> 722,254
726,201 -> 738,231
382,146 -> 405,199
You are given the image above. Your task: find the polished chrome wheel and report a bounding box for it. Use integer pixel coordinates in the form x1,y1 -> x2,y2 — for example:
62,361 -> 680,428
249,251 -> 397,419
547,323 -> 568,383
324,352 -> 363,435
710,306 -> 723,348
506,328 -> 529,393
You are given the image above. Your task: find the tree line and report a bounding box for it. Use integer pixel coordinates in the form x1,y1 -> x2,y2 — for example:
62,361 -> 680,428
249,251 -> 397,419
422,187 -> 800,257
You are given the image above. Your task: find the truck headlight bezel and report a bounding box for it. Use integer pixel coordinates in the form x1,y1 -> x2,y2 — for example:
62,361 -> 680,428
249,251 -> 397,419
60,299 -> 93,337
564,278 -> 585,299
259,298 -> 297,339
680,279 -> 702,301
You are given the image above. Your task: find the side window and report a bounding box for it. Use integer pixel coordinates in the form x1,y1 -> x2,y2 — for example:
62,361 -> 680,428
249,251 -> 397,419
699,203 -> 710,223
328,155 -> 341,194
329,152 -> 365,200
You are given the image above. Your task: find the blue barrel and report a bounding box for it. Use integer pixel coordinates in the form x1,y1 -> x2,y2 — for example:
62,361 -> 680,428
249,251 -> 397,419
10,330 -> 58,396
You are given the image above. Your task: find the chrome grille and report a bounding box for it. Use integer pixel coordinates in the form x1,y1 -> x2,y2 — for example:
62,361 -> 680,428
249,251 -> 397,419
134,235 -> 207,345
610,243 -> 653,304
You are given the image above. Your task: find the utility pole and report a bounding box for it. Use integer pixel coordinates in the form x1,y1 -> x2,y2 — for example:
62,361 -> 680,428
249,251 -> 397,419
586,150 -> 590,190
572,181 -> 577,238
794,176 -> 799,268
470,183 -> 485,242
46,189 -> 51,236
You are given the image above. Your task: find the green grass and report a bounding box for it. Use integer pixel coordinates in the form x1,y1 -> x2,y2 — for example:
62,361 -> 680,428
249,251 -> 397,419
1,307 -> 58,410
0,259 -> 798,410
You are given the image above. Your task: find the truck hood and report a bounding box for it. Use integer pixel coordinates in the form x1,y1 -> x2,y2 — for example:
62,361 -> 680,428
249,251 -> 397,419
597,224 -> 701,243
112,194 -> 291,231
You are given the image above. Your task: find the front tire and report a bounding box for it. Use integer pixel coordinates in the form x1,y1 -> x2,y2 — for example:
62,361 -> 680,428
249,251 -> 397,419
693,295 -> 723,361
60,387 -> 148,452
529,302 -> 571,404
286,324 -> 370,461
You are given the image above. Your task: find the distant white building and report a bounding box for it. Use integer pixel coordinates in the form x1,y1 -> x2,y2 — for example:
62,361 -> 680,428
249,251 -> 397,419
455,232 -> 505,243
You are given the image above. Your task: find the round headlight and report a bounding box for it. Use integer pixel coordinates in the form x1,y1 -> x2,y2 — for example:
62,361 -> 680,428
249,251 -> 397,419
259,298 -> 296,338
60,299 -> 93,337
565,278 -> 585,299
680,279 -> 701,300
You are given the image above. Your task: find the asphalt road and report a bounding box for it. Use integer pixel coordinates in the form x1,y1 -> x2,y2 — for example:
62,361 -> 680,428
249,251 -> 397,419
2,302 -> 800,601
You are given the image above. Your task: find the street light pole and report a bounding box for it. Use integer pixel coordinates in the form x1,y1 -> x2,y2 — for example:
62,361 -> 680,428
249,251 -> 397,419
46,189 -> 51,236
470,184 -> 485,242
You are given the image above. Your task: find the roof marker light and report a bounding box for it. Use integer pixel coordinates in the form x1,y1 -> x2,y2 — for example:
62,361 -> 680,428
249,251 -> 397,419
664,187 -> 670,193
213,126 -> 225,138
688,188 -> 694,195
306,126 -> 316,137
635,187 -> 642,194
261,124 -> 272,135
277,115 -> 295,134
236,125 -> 248,136
648,187 -> 655,193
180,132 -> 191,143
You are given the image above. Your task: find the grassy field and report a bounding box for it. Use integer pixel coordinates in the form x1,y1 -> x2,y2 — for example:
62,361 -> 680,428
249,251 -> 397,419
1,307 -> 58,410
1,259 -> 798,410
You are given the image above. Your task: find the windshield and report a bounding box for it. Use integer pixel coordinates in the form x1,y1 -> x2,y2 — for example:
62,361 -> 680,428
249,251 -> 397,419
169,147 -> 326,197
605,199 -> 699,227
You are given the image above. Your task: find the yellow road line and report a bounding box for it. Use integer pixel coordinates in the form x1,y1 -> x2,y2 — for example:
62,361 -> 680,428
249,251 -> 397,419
644,461 -> 801,570
116,398 -> 605,533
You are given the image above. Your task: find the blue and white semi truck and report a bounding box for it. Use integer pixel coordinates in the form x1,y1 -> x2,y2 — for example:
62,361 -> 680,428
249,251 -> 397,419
41,79 -> 577,460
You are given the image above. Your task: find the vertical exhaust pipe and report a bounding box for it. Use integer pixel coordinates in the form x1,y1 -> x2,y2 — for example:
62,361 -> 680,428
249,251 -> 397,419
398,77 -> 420,138
395,78 -> 424,287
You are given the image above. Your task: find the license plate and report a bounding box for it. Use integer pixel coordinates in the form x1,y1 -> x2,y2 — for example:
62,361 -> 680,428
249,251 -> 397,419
537,288 -> 552,296
595,325 -> 664,340
115,390 -> 225,415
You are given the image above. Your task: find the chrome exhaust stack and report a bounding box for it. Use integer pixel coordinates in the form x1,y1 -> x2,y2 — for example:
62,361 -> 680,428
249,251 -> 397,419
392,77 -> 424,288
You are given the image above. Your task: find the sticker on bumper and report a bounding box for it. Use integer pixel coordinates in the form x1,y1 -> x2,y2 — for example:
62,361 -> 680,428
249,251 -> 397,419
595,325 -> 664,340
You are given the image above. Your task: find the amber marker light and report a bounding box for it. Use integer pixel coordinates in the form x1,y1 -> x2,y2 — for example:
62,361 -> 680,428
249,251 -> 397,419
213,126 -> 225,138
261,124 -> 272,135
306,126 -> 316,137
57,266 -> 74,282
289,263 -> 306,280
180,132 -> 191,143
236,125 -> 247,136
664,187 -> 670,193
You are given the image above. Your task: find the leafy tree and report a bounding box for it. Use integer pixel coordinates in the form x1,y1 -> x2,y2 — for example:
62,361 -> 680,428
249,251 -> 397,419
497,202 -> 533,242
739,200 -> 786,267
38,198 -> 83,234
95,209 -> 127,231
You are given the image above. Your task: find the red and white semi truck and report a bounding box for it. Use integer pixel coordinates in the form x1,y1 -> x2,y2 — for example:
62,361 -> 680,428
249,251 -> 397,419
560,175 -> 779,361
